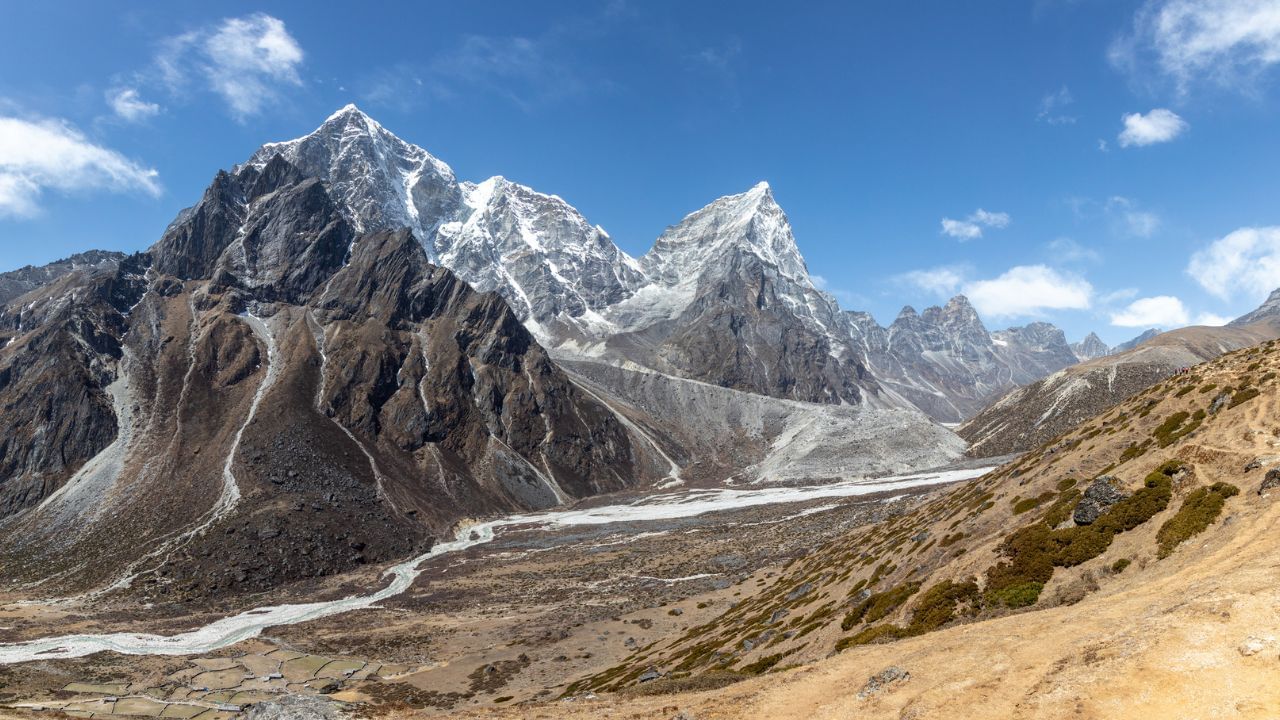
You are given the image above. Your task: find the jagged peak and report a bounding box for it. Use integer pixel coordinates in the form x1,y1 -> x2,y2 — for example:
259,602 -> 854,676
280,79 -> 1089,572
324,102 -> 368,123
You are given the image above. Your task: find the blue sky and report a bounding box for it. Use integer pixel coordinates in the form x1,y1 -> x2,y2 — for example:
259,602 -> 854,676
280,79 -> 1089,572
3,1 -> 1280,344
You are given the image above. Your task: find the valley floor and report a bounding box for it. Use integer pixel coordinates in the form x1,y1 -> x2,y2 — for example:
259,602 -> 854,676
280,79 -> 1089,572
0,467 -> 984,718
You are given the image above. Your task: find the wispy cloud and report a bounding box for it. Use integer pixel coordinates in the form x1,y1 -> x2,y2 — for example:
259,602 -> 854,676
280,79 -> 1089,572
0,115 -> 160,218
155,13 -> 304,120
1111,0 -> 1280,96
896,266 -> 967,296
1106,196 -> 1161,237
358,5 -> 627,113
940,208 -> 1011,240
1047,237 -> 1101,263
107,87 -> 160,122
1187,225 -> 1280,301
1037,85 -> 1077,124
1118,108 -> 1188,147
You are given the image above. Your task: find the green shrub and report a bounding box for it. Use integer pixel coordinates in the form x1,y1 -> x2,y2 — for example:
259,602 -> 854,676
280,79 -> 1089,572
835,624 -> 907,650
1119,441 -> 1152,463
1156,482 -> 1239,558
1153,410 -> 1205,447
1230,387 -> 1260,408
841,582 -> 921,630
907,579 -> 979,632
1111,558 -> 1131,573
740,651 -> 792,675
1012,492 -> 1054,515
987,581 -> 1043,608
1198,383 -> 1217,393
1041,488 -> 1082,528
1057,478 -> 1078,492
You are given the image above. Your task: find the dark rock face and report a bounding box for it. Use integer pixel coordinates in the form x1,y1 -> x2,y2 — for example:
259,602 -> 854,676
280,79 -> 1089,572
1073,476 -> 1126,526
0,249 -> 126,305
0,156 -> 642,599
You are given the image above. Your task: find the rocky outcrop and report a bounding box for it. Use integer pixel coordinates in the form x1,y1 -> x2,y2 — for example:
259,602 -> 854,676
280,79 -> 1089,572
1073,476 -> 1126,525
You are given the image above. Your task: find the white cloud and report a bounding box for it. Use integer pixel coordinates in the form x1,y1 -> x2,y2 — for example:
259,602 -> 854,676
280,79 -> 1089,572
0,116 -> 160,219
1037,85 -> 1076,124
940,208 -> 1011,240
1112,0 -> 1280,94
157,13 -> 304,119
107,88 -> 160,122
1187,226 -> 1280,301
897,266 -> 965,296
962,265 -> 1093,318
1118,108 -> 1188,147
1195,312 -> 1231,326
1109,295 -> 1189,327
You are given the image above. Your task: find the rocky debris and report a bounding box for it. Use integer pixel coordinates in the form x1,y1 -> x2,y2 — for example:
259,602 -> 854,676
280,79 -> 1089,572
637,667 -> 663,684
1259,469 -> 1280,496
246,694 -> 348,720
1073,477 -> 1127,526
1209,392 -> 1232,414
1245,456 -> 1280,471
857,666 -> 910,699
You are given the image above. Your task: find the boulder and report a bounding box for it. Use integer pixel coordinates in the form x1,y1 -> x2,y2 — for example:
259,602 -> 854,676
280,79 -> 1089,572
1259,469 -> 1280,496
1073,476 -> 1126,526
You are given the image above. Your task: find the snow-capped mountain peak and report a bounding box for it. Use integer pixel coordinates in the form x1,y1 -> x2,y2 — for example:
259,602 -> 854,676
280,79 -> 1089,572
246,104 -> 461,257
642,181 -> 812,290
